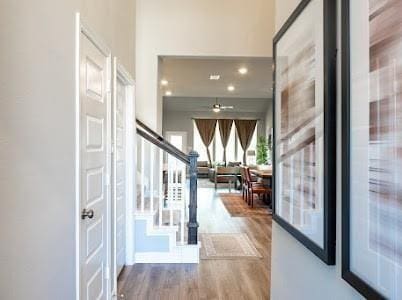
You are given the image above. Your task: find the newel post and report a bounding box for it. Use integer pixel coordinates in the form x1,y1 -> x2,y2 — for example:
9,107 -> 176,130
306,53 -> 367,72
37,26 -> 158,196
188,150 -> 199,245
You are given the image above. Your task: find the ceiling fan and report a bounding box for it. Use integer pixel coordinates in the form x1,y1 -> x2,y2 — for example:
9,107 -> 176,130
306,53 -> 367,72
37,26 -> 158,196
212,98 -> 234,113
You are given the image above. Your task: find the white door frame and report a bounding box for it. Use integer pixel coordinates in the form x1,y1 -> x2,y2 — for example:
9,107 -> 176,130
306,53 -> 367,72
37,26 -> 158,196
111,58 -> 136,297
165,131 -> 188,153
75,13 -> 112,300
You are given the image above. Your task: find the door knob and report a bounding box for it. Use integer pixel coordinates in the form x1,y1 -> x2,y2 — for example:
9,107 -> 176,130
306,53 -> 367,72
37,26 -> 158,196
82,208 -> 94,220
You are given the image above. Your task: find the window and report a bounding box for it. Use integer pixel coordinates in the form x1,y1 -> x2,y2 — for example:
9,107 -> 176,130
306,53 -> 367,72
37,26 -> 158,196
226,125 -> 236,162
215,123 -> 237,164
193,121 -> 258,165
248,127 -> 258,165
214,126 -> 223,163
236,136 -> 244,163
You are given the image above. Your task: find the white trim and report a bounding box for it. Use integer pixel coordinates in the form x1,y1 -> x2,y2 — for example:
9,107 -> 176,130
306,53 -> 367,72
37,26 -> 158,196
80,18 -> 111,57
116,62 -> 135,85
75,13 -> 112,300
111,57 -> 118,300
106,53 -> 112,300
74,13 -> 80,300
134,244 -> 201,263
111,58 -> 136,298
124,72 -> 136,267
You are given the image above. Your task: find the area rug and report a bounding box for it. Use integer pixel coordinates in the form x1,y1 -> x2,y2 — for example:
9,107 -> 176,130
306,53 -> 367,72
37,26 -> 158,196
219,193 -> 272,217
200,233 -> 262,259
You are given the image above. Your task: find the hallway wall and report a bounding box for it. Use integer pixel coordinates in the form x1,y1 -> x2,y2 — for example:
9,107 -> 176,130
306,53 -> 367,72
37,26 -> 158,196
135,0 -> 275,132
270,1 -> 362,299
0,1 -> 135,299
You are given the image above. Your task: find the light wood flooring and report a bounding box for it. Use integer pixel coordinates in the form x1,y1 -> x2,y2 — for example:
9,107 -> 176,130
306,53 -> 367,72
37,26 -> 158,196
118,183 -> 272,299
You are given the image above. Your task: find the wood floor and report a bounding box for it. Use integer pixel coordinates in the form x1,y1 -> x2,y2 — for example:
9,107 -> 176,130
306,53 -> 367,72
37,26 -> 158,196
118,183 -> 272,299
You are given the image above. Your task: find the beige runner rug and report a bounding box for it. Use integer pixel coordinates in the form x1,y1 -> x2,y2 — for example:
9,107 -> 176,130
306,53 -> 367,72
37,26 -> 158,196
200,233 -> 262,259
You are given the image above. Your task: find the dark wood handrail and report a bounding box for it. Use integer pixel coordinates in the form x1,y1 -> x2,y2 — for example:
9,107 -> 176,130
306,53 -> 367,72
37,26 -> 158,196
136,119 -> 163,140
136,119 -> 189,164
136,128 -> 190,165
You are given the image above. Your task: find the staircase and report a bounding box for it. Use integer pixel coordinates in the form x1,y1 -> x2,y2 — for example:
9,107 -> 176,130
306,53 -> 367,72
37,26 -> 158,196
134,120 -> 200,263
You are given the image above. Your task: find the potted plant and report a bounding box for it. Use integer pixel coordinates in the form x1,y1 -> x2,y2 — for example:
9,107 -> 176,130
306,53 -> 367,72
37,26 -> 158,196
267,133 -> 272,165
256,136 -> 271,170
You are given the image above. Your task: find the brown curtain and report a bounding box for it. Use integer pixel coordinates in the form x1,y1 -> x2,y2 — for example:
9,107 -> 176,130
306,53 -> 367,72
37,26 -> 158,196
218,119 -> 233,165
194,119 -> 217,166
235,119 -> 257,165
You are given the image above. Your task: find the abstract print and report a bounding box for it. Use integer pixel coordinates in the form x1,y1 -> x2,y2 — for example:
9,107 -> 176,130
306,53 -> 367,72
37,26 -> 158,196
277,36 -> 324,245
368,0 -> 402,267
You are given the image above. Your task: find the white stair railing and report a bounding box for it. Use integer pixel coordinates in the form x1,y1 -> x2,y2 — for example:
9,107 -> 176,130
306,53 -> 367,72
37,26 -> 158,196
136,134 -> 188,244
136,119 -> 199,246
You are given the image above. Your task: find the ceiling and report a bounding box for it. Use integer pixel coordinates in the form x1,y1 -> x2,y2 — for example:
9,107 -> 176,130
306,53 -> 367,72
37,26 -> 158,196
160,57 -> 273,99
164,97 -> 271,113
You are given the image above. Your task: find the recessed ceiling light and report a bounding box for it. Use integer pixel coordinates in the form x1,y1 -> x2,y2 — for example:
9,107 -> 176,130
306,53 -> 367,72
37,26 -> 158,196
165,90 -> 172,96
238,67 -> 248,75
227,85 -> 235,92
161,79 -> 168,86
209,75 -> 221,80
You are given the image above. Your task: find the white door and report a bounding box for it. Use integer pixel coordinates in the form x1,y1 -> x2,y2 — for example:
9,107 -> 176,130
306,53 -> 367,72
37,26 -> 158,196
114,72 -> 126,277
79,30 -> 111,300
166,131 -> 187,153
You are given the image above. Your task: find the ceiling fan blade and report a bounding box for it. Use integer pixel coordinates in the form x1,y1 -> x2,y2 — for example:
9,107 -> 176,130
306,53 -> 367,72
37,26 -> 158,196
221,106 -> 234,109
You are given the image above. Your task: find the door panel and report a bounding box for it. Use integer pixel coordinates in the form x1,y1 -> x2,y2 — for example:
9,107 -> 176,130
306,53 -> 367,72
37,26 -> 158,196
80,33 -> 110,300
114,77 -> 126,276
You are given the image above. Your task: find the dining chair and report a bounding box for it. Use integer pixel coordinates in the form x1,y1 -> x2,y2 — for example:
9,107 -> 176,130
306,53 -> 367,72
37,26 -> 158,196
245,167 -> 271,207
240,167 -> 248,201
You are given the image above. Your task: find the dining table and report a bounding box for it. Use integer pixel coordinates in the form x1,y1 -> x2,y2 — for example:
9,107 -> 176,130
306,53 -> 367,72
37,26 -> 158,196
251,169 -> 273,187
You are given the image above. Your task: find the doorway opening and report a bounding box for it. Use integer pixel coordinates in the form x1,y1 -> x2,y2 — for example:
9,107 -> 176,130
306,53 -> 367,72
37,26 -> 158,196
119,55 -> 274,298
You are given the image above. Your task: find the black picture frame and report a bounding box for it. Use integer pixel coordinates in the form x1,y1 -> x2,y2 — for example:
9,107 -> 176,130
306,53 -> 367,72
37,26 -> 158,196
272,0 -> 337,265
341,0 -> 393,298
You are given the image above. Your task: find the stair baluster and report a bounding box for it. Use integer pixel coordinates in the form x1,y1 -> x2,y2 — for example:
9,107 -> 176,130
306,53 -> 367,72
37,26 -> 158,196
140,136 -> 145,212
158,148 -> 163,227
135,120 -> 199,262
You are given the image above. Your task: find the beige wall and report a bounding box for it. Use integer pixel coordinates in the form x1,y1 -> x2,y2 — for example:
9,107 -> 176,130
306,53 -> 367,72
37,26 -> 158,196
270,1 -> 362,299
81,0 -> 136,75
0,1 -> 135,299
135,0 -> 275,132
274,0 -> 302,30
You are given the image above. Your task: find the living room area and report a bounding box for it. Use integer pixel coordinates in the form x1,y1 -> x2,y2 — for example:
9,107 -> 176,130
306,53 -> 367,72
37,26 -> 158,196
161,56 -> 273,202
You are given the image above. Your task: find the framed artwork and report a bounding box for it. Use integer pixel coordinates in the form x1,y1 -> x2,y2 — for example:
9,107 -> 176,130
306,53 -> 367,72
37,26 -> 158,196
342,0 -> 402,298
272,0 -> 336,265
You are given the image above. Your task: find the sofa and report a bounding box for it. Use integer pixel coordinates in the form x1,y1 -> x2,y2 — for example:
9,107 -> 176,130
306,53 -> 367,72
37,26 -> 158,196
208,162 -> 242,189
197,161 -> 210,178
